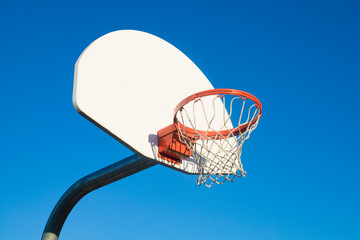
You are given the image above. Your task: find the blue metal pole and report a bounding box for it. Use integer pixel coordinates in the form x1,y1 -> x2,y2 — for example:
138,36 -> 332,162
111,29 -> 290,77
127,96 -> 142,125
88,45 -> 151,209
41,154 -> 156,240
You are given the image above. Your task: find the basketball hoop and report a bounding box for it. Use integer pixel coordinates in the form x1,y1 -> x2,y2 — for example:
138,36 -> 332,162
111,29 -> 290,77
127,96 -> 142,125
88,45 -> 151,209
158,89 -> 262,187
47,31 -> 265,240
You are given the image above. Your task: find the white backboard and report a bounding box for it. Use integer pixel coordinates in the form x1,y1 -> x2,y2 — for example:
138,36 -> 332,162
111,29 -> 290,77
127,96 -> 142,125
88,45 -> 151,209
73,30 -> 221,174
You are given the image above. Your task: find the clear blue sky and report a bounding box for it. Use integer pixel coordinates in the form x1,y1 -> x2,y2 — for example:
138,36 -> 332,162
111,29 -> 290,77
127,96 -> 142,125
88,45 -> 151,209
1,0 -> 359,239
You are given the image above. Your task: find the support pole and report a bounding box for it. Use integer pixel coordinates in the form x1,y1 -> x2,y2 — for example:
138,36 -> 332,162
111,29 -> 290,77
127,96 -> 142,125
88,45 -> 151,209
41,154 -> 156,240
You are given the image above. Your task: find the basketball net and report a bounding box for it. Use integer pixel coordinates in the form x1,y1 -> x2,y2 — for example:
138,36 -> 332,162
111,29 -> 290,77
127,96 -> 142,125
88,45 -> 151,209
175,94 -> 261,187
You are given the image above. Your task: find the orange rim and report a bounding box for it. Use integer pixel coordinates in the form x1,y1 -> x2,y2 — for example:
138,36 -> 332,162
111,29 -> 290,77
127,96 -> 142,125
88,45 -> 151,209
173,89 -> 262,139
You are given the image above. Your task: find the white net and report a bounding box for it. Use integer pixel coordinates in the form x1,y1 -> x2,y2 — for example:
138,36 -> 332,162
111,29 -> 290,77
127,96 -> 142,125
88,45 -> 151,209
175,93 -> 261,187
